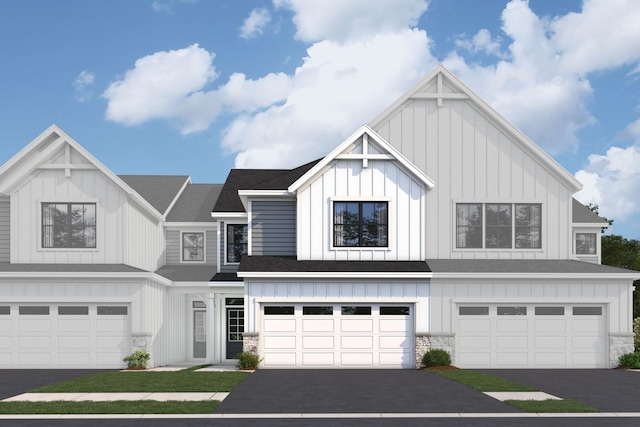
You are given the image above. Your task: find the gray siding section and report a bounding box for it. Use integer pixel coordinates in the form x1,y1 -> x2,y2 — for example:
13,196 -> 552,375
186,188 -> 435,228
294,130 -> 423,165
166,229 -> 218,266
251,200 -> 296,256
219,221 -> 238,273
0,197 -> 9,262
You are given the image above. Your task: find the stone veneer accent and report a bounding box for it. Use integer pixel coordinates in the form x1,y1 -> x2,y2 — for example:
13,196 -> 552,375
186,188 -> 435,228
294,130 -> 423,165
415,333 -> 455,368
130,332 -> 153,366
243,332 -> 259,355
609,333 -> 634,367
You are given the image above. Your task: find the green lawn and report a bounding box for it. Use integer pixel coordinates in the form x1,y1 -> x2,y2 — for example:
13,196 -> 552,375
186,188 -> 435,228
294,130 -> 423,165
427,369 -> 537,392
0,400 -> 219,414
32,368 -> 250,393
506,399 -> 599,413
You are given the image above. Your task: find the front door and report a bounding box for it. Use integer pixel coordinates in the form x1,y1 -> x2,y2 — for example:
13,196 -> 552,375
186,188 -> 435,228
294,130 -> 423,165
193,306 -> 206,359
226,306 -> 244,359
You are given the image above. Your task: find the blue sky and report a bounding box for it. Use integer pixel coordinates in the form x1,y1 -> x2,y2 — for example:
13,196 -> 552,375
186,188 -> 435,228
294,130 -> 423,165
1,0 -> 640,238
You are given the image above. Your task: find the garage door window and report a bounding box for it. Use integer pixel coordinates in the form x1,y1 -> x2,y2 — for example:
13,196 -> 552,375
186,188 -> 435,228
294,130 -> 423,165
380,306 -> 410,315
573,307 -> 602,315
303,306 -> 333,315
341,306 -> 372,315
58,306 -> 89,315
497,306 -> 527,315
97,306 -> 128,315
535,307 -> 564,315
459,306 -> 489,315
264,306 -> 294,315
19,306 -> 49,315
0,306 -> 9,315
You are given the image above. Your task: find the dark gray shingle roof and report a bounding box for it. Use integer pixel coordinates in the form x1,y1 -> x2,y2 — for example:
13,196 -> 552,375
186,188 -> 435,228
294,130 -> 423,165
119,175 -> 189,215
426,259 -> 637,274
166,184 -> 223,222
573,198 -> 607,224
239,256 -> 431,273
212,159 -> 321,213
0,263 -> 146,273
154,264 -> 218,281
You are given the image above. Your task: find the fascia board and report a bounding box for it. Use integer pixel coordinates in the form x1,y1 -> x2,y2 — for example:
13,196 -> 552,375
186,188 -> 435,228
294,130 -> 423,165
431,272 -> 640,280
0,124 -> 63,178
369,64 -> 582,192
0,271 -> 156,280
288,125 -> 434,193
164,222 -> 217,229
237,271 -> 433,279
210,212 -> 248,219
238,190 -> 294,211
572,223 -> 608,228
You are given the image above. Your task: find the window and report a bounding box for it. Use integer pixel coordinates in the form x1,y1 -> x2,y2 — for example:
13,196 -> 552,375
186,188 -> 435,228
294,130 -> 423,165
97,306 -> 128,315
19,306 -> 49,315
497,306 -> 527,315
576,233 -> 596,255
380,306 -> 411,315
303,306 -> 333,315
535,307 -> 564,315
333,201 -> 388,247
42,203 -> 96,248
183,232 -> 204,261
58,306 -> 88,315
573,307 -> 602,316
0,306 -> 9,315
459,306 -> 489,315
341,306 -> 372,315
456,203 -> 541,249
264,306 -> 294,315
227,224 -> 247,263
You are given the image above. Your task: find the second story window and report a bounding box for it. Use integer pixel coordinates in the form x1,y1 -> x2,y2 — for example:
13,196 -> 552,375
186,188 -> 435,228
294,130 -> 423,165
227,224 -> 247,263
456,203 -> 541,249
575,233 -> 596,255
42,203 -> 96,248
333,201 -> 388,247
183,232 -> 204,261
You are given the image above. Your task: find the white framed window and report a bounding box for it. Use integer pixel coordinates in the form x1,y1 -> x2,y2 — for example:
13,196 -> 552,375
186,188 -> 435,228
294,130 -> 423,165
333,201 -> 388,247
456,203 -> 541,249
575,233 -> 596,255
226,224 -> 247,263
41,202 -> 96,248
182,232 -> 205,262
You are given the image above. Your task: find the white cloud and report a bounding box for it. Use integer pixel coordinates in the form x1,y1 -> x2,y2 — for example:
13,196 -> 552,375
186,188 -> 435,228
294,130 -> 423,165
239,8 -> 271,39
73,70 -> 95,102
151,2 -> 173,14
274,0 -> 429,43
455,29 -> 505,58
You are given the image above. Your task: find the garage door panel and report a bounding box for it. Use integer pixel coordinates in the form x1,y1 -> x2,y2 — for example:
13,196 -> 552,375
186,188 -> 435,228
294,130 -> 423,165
459,336 -> 490,349
572,352 -> 604,365
341,319 -> 373,332
534,336 -> 566,349
341,352 -> 373,366
19,353 -> 51,366
264,336 -> 296,349
19,336 -> 50,349
0,319 -> 10,332
58,319 -> 90,332
572,336 -> 604,349
19,319 -> 50,332
459,319 -> 490,332
341,336 -> 373,349
535,319 -> 566,332
264,353 -> 296,366
0,353 -> 11,365
96,319 -> 127,333
535,352 -> 566,365
496,319 -> 528,332
57,352 -> 90,366
572,319 -> 602,332
303,353 -> 335,366
379,319 -> 408,332
58,336 -> 90,350
458,352 -> 491,366
302,319 -> 334,332
96,336 -> 128,350
302,336 -> 333,349
496,336 -> 528,349
0,336 -> 11,349
264,319 -> 296,332
379,353 -> 406,366
379,336 -> 409,349
496,352 -> 528,365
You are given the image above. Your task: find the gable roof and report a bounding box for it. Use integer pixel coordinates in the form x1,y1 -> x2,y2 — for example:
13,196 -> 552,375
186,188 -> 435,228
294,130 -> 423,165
166,183 -> 223,222
119,175 -> 190,216
369,64 -> 583,193
0,125 -> 165,221
212,159 -> 320,214
572,198 -> 608,224
289,126 -> 435,193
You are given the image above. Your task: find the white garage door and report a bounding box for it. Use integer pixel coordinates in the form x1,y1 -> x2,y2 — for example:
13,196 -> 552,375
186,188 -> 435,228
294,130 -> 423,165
261,303 -> 414,368
0,304 -> 131,368
456,304 -> 607,368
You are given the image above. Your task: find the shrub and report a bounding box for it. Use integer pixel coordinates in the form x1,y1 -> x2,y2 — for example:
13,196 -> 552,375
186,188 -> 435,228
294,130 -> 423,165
618,352 -> 640,369
123,350 -> 151,369
235,351 -> 262,369
634,317 -> 640,351
422,349 -> 452,368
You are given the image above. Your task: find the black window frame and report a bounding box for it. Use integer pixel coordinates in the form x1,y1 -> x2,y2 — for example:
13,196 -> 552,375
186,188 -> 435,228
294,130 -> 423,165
333,201 -> 388,248
42,202 -> 97,249
226,224 -> 248,263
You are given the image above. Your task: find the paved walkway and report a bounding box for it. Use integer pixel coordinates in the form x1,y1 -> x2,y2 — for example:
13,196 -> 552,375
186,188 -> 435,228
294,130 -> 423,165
2,392 -> 229,402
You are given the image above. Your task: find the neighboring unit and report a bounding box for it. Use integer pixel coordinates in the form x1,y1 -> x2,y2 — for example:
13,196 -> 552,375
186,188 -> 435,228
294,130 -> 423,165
0,65 -> 638,369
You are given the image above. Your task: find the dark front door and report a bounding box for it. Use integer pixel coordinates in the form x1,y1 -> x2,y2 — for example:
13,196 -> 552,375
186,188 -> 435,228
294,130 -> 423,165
226,307 -> 244,359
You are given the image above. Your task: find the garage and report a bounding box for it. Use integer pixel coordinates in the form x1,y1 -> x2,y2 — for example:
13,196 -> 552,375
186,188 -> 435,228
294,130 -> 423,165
456,304 -> 607,368
261,303 -> 414,368
0,304 -> 131,368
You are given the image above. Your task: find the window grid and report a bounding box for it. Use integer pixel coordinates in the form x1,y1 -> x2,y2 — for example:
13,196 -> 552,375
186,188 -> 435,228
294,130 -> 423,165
42,203 -> 96,248
226,224 -> 247,263
183,232 -> 205,262
333,201 -> 388,247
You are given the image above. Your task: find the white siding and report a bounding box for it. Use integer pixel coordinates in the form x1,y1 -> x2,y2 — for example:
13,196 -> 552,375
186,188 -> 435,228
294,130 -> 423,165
296,158 -> 426,261
429,279 -> 633,335
373,90 -> 573,260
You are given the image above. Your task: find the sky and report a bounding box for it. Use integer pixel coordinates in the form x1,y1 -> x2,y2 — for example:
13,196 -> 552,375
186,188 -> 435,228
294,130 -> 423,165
1,0 -> 640,238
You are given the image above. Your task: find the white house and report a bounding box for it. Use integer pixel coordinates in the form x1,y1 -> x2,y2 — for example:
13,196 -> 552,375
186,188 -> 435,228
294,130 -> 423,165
0,65 -> 638,369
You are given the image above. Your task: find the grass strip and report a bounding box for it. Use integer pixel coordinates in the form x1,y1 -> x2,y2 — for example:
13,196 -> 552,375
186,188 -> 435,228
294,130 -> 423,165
0,400 -> 218,414
505,399 -> 599,413
427,369 -> 538,392
32,371 -> 250,393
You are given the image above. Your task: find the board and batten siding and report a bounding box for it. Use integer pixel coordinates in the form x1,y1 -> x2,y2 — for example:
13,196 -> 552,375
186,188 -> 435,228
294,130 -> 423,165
244,280 -> 430,334
296,158 -> 425,261
251,200 -> 296,256
429,279 -> 634,335
372,79 -> 572,260
165,229 -> 218,265
0,196 -> 9,262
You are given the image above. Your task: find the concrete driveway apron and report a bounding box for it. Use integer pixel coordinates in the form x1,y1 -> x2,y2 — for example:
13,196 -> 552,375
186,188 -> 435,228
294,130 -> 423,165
214,369 -> 519,414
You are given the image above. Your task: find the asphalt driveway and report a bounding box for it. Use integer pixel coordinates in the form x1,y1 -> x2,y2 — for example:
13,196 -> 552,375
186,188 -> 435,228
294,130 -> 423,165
0,369 -> 109,400
214,369 -> 518,414
480,369 -> 640,412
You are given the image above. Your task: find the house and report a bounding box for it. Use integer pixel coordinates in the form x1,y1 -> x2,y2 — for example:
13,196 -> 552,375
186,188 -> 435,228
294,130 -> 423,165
0,65 -> 638,369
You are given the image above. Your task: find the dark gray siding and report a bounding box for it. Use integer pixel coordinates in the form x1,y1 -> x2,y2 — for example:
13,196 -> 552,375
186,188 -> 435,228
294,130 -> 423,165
166,229 -> 218,265
0,197 -> 9,262
251,200 -> 296,256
